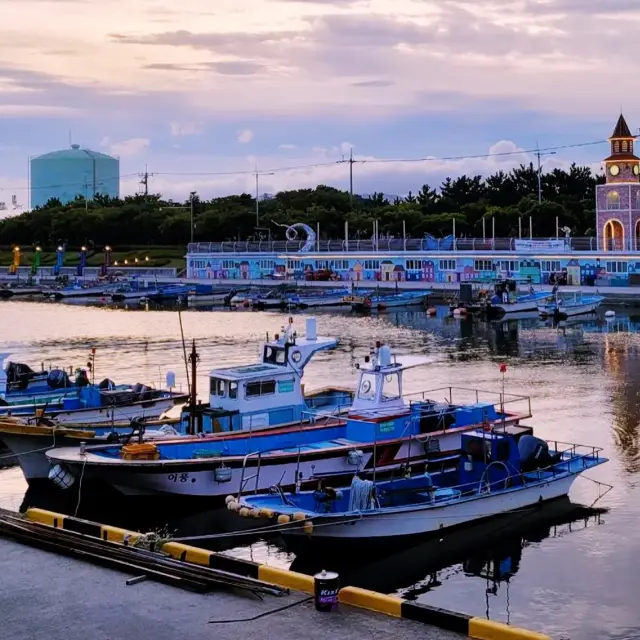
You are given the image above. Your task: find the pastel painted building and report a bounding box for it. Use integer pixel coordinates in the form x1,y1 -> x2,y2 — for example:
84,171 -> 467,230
187,114 -> 640,288
596,114 -> 640,251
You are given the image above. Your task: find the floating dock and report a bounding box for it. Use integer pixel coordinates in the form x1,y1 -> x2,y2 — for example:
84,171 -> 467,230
0,508 -> 551,639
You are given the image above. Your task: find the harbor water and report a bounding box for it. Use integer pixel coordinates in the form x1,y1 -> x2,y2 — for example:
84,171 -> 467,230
0,299 -> 638,639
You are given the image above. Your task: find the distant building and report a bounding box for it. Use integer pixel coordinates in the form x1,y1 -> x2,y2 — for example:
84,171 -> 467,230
596,114 -> 640,251
30,144 -> 119,208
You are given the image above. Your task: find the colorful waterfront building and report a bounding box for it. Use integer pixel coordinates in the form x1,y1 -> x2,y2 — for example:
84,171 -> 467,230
187,115 -> 640,287
597,114 -> 640,252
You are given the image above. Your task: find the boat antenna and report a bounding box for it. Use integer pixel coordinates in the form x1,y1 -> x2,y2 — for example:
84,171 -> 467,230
178,309 -> 191,401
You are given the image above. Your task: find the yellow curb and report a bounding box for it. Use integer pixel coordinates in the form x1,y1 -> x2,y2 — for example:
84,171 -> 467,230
339,586 -> 403,617
469,618 -> 552,640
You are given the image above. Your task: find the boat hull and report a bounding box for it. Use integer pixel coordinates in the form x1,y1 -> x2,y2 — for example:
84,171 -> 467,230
283,473 -> 577,545
0,394 -> 186,424
540,302 -> 600,318
45,423 -> 528,501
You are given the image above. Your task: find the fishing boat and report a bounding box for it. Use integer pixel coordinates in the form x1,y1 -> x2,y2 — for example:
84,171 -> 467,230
1,355 -> 67,396
0,285 -> 43,299
45,342 -> 532,504
288,288 -> 352,309
46,282 -> 111,299
344,290 -> 431,312
0,369 -> 188,424
142,284 -> 191,303
0,416 -> 182,482
483,281 -> 552,317
236,429 -> 607,551
539,292 -> 603,318
2,318 -> 345,481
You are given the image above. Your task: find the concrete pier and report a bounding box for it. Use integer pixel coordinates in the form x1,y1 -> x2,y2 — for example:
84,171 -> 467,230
0,538 -> 459,640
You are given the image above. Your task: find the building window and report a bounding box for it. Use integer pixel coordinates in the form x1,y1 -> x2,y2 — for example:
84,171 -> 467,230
259,260 -> 274,270
636,191 -> 640,210
499,260 -> 518,272
332,260 -> 349,270
406,260 -> 422,270
438,259 -> 456,271
474,260 -> 494,272
614,141 -> 620,153
287,259 -> 300,270
606,261 -> 627,274
622,141 -> 628,152
607,191 -> 621,210
541,260 -> 561,272
363,260 -> 380,270
222,260 -> 235,269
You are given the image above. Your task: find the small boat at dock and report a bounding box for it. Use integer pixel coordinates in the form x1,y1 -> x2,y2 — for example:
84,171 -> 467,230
539,292 -> 603,318
236,429 -> 607,551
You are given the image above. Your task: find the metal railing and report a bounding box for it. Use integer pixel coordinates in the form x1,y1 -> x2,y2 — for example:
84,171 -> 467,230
187,237 -> 615,254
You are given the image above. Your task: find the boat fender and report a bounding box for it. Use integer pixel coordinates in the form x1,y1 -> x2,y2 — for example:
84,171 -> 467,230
347,449 -> 364,466
292,512 -> 306,522
239,507 -> 250,518
227,501 -> 240,512
427,307 -> 437,316
225,494 -> 235,504
214,465 -> 232,483
277,514 -> 291,525
250,509 -> 262,519
260,508 -> 274,518
48,463 -> 76,490
304,521 -> 314,535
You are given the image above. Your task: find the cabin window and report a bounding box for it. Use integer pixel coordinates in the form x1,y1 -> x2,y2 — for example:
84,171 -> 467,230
229,382 -> 238,399
358,373 -> 377,400
264,346 -> 286,365
209,377 -> 226,396
246,380 -> 276,398
381,373 -> 400,402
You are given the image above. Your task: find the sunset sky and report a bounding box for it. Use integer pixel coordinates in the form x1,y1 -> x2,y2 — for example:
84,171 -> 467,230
1,0 -> 639,208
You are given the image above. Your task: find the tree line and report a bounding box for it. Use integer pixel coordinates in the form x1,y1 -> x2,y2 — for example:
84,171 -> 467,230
0,162 -> 603,248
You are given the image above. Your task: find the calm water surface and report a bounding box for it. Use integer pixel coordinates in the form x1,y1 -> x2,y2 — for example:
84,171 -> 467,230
1,300 -> 639,639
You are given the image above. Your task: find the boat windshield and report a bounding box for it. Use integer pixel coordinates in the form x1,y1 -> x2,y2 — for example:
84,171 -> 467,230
358,373 -> 377,400
381,373 -> 400,401
263,346 -> 287,365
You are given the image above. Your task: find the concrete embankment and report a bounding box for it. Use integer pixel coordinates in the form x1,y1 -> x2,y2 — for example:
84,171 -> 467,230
0,508 -> 551,640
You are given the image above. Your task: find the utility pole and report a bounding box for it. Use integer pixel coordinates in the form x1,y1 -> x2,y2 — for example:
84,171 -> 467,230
189,191 -> 196,244
349,147 -> 354,211
254,166 -> 274,227
138,166 -> 155,197
535,144 -> 556,203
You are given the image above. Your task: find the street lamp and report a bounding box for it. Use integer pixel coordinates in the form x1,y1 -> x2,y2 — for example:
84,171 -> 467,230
160,195 -> 196,244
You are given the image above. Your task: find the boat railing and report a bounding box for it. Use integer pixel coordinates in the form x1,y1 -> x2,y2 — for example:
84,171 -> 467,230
405,386 -> 532,421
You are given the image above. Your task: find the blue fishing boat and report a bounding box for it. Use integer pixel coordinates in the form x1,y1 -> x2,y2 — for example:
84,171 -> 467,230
236,429 -> 607,550
539,292 -> 604,318
287,288 -> 352,309
484,281 -> 552,316
46,342 -> 533,503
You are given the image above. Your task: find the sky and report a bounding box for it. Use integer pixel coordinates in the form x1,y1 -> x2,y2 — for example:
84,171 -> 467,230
1,0 -> 640,211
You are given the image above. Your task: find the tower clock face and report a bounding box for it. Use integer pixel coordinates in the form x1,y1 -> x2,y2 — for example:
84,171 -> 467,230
610,164 -> 620,176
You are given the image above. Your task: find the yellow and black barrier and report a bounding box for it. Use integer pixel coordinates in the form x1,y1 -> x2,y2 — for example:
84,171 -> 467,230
24,508 -> 550,639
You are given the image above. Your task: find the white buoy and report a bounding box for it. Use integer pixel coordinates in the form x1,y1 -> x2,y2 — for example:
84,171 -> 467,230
605,310 -> 615,318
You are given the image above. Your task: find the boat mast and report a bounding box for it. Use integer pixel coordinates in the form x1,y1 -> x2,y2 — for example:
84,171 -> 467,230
188,339 -> 199,435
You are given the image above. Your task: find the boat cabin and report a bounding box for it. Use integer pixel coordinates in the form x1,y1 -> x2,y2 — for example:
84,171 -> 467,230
198,318 -> 339,433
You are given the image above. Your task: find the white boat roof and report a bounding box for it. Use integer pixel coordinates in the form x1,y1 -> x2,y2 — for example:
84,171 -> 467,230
208,362 -> 290,380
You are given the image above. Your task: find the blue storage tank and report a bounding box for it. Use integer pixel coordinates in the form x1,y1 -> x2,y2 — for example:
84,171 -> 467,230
30,144 -> 119,208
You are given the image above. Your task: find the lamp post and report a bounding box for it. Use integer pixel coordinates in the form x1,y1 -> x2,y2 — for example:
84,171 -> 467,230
160,196 -> 197,244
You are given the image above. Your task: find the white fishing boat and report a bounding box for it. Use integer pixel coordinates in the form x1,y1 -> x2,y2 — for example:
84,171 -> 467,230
45,342 -> 532,504
47,283 -> 110,299
237,429 -> 607,550
344,290 -> 430,311
539,292 -> 603,318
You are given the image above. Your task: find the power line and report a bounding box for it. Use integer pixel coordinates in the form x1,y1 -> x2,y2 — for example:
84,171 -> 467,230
0,138 -> 609,192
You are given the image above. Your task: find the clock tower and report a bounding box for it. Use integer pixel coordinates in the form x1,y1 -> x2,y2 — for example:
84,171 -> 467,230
596,114 -> 640,251
603,114 -> 640,184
